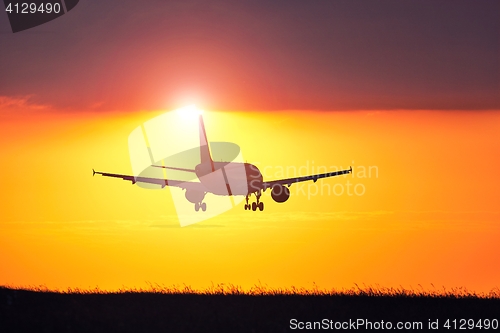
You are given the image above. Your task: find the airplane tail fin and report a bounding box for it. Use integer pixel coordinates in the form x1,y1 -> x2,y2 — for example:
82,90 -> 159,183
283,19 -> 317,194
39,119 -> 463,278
199,115 -> 215,172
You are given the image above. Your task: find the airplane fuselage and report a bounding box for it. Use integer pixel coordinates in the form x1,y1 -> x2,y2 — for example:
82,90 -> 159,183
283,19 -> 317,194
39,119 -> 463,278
195,161 -> 262,196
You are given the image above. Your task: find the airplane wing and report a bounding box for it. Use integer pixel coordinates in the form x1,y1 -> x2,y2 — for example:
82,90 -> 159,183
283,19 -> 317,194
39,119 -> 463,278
92,169 -> 204,191
262,166 -> 352,190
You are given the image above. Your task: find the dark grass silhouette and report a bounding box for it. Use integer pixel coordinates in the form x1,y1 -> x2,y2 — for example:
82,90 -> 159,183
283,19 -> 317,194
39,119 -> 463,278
1,284 -> 499,332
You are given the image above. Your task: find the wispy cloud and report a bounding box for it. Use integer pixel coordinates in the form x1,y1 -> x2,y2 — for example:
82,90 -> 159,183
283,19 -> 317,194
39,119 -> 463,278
1,210 -> 497,234
0,95 -> 49,111
211,210 -> 500,232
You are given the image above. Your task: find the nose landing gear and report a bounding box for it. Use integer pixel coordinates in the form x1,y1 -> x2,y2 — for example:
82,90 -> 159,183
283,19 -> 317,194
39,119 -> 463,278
195,202 -> 207,212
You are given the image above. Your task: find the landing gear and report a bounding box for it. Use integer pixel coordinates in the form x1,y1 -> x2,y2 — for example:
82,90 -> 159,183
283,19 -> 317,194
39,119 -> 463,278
244,194 -> 250,210
244,191 -> 264,211
195,202 -> 207,212
255,190 -> 264,211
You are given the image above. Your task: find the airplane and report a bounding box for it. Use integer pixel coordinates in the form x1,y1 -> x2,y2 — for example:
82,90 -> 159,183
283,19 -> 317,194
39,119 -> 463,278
93,113 -> 352,212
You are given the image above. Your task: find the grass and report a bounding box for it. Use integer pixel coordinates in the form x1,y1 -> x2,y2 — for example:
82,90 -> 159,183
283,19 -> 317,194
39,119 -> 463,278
3,282 -> 500,298
2,283 -> 499,332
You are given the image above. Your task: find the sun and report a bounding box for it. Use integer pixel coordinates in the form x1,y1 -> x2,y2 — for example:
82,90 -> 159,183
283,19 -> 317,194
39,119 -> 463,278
175,105 -> 204,121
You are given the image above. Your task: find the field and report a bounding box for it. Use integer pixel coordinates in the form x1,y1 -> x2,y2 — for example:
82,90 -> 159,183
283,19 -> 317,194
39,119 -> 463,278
1,285 -> 499,332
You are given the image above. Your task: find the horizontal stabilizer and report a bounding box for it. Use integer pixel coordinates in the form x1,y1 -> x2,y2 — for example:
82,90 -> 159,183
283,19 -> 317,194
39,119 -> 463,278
151,165 -> 196,173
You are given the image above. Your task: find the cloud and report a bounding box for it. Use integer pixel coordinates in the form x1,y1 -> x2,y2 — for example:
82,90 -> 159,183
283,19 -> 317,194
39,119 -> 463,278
0,95 -> 49,112
2,210 -> 497,234
211,210 -> 500,232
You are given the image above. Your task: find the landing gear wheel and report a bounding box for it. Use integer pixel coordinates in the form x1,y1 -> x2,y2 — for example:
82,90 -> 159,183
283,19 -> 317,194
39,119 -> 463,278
201,202 -> 207,212
251,202 -> 257,211
258,202 -> 264,211
195,203 -> 200,212
244,195 -> 250,211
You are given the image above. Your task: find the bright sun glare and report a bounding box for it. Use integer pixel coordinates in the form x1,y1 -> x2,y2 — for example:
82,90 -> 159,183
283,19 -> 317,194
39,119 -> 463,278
176,105 -> 204,121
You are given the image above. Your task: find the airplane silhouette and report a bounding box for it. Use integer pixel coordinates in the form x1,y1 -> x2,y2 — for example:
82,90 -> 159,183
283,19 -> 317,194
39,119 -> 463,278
93,114 -> 352,212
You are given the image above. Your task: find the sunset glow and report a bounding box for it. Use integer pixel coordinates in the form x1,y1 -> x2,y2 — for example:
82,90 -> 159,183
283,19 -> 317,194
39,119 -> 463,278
0,1 -> 498,296
0,107 -> 498,292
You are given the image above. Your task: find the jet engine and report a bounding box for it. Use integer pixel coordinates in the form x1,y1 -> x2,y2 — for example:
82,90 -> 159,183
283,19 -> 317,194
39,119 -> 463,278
185,190 -> 205,203
271,184 -> 290,203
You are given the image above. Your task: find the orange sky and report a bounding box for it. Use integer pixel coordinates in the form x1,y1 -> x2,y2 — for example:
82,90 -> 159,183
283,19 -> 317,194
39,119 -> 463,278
1,1 -> 498,295
1,106 -> 499,293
